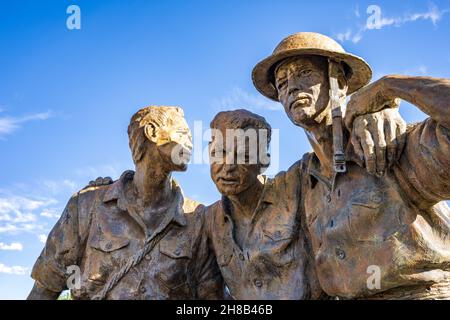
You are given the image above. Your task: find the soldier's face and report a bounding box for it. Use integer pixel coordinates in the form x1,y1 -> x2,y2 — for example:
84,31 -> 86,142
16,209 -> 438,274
209,128 -> 262,196
275,56 -> 330,128
156,118 -> 193,171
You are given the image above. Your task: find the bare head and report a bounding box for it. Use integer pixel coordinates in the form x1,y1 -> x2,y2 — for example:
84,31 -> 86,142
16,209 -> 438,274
128,106 -> 193,172
209,109 -> 271,196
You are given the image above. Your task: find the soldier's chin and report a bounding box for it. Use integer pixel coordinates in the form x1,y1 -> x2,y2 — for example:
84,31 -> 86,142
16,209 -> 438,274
177,163 -> 188,171
290,108 -> 315,126
172,159 -> 189,171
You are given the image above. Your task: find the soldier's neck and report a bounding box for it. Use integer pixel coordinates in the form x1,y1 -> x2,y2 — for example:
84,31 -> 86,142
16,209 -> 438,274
306,120 -> 335,179
228,179 -> 264,220
133,162 -> 173,209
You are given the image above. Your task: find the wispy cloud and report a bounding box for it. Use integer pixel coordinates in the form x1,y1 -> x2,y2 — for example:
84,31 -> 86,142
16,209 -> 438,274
38,234 -> 47,244
402,65 -> 428,75
372,65 -> 429,81
337,2 -> 449,44
0,242 -> 23,251
213,87 -> 282,112
75,163 -> 124,181
40,208 -> 61,219
0,111 -> 52,137
0,263 -> 28,275
41,179 -> 77,195
0,192 -> 58,235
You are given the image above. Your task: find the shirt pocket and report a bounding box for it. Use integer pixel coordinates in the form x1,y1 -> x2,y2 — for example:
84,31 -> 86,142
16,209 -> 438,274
86,234 -> 130,286
348,190 -> 400,242
262,225 -> 296,267
157,237 -> 192,292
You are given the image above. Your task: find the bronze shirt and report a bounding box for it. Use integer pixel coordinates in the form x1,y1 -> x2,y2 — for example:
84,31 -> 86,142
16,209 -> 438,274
31,171 -> 224,300
301,118 -> 450,298
204,167 -> 324,300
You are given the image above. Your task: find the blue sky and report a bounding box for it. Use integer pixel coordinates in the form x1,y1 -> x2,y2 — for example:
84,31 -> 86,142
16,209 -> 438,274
0,0 -> 449,299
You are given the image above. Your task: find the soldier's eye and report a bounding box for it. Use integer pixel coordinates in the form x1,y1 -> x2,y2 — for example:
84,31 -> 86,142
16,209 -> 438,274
277,80 -> 287,90
299,69 -> 312,77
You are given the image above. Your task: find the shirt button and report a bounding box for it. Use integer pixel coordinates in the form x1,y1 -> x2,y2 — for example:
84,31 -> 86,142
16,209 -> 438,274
371,195 -> 382,203
326,195 -> 332,203
139,286 -> 147,293
145,255 -> 152,261
239,253 -> 245,261
335,248 -> 346,260
329,219 -> 334,228
254,280 -> 263,288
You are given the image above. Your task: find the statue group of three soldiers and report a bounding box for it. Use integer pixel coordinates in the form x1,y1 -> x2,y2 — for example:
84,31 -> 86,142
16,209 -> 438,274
28,32 -> 450,300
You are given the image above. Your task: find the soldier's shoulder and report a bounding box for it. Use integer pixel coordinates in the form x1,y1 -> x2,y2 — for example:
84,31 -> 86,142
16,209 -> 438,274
269,157 -> 305,183
79,176 -> 113,192
75,176 -> 115,204
182,196 -> 204,216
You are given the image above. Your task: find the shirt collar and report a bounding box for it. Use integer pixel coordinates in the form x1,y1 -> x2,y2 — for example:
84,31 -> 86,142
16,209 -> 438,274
102,170 -> 187,234
305,133 -> 364,187
221,175 -> 276,223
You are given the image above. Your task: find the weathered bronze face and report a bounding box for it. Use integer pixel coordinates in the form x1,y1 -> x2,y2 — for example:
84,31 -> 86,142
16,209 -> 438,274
275,56 -> 332,128
132,107 -> 193,172
209,127 -> 262,196
154,116 -> 193,172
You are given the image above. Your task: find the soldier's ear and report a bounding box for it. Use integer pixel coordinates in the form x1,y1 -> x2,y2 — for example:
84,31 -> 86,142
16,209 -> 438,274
144,123 -> 159,144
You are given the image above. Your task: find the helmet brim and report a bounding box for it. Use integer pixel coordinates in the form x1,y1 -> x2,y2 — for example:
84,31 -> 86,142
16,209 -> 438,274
252,48 -> 372,101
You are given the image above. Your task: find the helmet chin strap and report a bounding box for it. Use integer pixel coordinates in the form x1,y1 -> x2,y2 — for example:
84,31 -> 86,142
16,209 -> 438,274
328,59 -> 347,173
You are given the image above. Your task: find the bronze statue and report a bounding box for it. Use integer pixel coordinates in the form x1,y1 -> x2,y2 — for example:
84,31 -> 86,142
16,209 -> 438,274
252,32 -> 450,299
26,32 -> 449,301
27,106 -> 224,300
203,107 -> 405,299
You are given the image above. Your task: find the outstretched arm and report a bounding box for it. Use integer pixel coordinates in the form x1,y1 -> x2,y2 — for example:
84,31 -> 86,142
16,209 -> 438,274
346,75 -> 450,130
347,75 -> 450,206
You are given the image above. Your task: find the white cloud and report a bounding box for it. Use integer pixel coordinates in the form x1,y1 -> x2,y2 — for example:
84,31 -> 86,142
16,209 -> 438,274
0,242 -> 23,251
0,193 -> 57,234
354,4 -> 360,18
336,29 -> 352,42
402,65 -> 428,75
337,3 -> 449,44
41,179 -> 77,195
40,208 -> 61,219
0,111 -> 52,137
38,234 -> 47,243
406,3 -> 445,25
0,263 -> 28,275
75,163 -> 123,181
213,87 -> 282,112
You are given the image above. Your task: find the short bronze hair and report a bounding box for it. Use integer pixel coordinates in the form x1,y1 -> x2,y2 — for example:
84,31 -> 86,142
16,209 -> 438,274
128,106 -> 184,163
210,109 -> 272,146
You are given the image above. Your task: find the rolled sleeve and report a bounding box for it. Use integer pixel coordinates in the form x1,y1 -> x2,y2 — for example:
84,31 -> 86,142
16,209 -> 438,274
394,118 -> 450,207
31,193 -> 82,292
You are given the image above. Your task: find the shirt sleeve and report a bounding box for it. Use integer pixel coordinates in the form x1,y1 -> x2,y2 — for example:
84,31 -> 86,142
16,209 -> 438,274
30,193 -> 83,293
394,118 -> 450,208
191,205 -> 225,300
